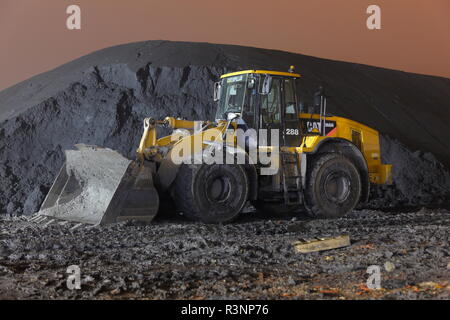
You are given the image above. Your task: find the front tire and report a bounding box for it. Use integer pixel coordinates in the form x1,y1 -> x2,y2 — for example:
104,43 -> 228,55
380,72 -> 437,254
305,153 -> 361,218
172,164 -> 249,223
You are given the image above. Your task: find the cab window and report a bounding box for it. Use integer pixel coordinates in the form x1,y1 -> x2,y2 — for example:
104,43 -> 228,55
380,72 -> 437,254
284,78 -> 297,120
260,78 -> 281,124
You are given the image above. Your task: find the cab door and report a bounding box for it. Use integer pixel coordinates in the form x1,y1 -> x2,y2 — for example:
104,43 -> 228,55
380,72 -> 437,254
281,78 -> 302,147
259,77 -> 301,147
259,77 -> 282,146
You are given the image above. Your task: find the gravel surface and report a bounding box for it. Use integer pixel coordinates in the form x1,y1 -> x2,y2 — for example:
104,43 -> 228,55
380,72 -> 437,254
0,208 -> 448,300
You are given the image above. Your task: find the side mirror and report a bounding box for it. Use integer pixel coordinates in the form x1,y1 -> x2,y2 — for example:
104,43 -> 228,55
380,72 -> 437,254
260,75 -> 272,95
213,82 -> 222,102
313,86 -> 324,107
247,77 -> 255,89
227,112 -> 240,121
313,94 -> 321,107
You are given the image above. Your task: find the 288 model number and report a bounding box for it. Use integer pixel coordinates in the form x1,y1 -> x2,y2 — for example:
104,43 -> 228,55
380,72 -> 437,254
285,128 -> 299,135
225,304 -> 269,315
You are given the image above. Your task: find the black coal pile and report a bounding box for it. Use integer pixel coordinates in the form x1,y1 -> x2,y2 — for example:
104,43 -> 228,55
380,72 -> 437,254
369,134 -> 450,208
0,40 -> 449,215
0,208 -> 448,299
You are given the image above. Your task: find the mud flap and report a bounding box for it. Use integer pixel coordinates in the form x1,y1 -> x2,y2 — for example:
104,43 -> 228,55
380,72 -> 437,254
37,144 -> 159,225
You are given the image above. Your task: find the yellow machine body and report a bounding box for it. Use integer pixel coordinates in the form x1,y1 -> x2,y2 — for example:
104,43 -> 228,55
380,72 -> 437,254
298,113 -> 392,184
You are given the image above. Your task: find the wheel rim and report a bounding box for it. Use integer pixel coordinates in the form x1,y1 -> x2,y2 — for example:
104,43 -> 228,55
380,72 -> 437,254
323,172 -> 350,203
206,175 -> 232,203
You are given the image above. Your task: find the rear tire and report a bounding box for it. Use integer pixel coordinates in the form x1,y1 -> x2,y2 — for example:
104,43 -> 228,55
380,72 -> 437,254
172,164 -> 249,223
305,153 -> 361,218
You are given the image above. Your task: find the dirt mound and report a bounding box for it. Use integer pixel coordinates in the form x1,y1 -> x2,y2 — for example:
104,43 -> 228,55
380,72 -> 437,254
368,135 -> 450,208
0,40 -> 449,215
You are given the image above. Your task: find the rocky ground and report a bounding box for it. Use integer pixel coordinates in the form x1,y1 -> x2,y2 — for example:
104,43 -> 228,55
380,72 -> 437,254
0,207 -> 448,300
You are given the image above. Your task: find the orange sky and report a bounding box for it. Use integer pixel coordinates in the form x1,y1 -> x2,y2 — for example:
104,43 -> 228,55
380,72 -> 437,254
0,0 -> 449,91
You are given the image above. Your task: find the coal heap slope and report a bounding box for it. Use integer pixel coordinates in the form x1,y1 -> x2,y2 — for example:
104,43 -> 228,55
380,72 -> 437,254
0,40 -> 449,215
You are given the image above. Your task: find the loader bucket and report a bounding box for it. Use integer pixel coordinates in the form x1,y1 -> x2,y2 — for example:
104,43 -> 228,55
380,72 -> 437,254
37,144 -> 159,225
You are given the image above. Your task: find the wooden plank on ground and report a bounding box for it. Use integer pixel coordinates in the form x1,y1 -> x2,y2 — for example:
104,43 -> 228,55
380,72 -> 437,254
292,235 -> 350,253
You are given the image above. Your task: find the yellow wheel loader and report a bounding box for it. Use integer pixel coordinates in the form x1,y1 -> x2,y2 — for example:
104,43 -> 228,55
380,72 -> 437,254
36,67 -> 392,224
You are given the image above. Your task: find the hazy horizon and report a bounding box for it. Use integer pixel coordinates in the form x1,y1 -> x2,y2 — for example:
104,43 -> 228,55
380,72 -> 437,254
1,0 -> 449,91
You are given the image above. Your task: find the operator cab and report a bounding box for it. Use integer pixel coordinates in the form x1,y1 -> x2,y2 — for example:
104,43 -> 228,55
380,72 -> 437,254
214,69 -> 302,147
